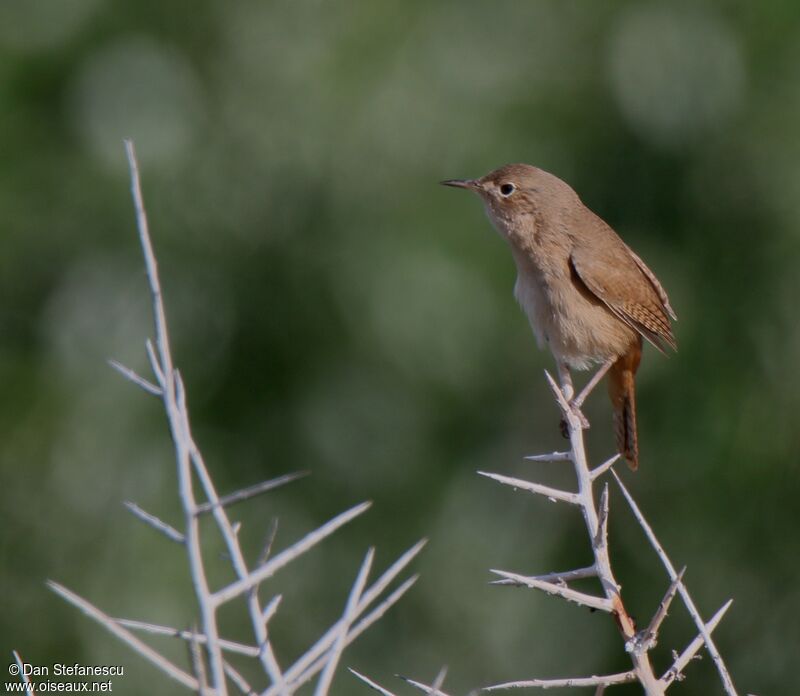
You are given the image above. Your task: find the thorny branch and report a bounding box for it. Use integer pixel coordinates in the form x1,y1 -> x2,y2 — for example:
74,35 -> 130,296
353,368 -> 741,695
29,140 -> 423,696
479,368 -> 739,694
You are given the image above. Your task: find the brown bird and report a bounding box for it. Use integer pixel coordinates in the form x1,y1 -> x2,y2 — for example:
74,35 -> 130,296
442,164 -> 676,470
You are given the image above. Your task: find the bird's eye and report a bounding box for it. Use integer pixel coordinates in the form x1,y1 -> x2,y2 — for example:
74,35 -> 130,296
500,183 -> 515,197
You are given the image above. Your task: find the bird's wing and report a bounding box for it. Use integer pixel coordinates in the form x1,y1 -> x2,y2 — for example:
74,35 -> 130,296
625,245 -> 677,321
569,232 -> 677,353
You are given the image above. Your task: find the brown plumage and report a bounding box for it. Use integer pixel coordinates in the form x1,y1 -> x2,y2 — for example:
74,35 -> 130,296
608,338 -> 642,470
442,164 -> 676,470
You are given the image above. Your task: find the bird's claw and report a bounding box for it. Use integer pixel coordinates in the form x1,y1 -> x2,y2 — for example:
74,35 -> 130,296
560,403 -> 591,438
572,403 -> 591,429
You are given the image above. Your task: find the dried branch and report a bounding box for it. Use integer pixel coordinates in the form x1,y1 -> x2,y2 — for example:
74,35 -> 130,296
590,454 -> 620,481
400,668 -> 452,696
124,139 -> 229,694
194,472 -> 308,515
478,366 -> 740,694
483,671 -> 637,690
145,338 -> 165,385
114,618 -> 260,657
491,565 -> 597,586
224,661 -> 257,696
108,359 -> 162,396
483,369 -> 667,694
169,373 -> 287,693
349,669 -> 400,696
489,569 -> 612,612
314,548 -> 375,696
611,470 -> 738,695
263,541 -> 425,695
269,573 -> 420,694
660,600 -> 733,687
639,568 -> 686,652
12,650 -> 35,695
257,518 -> 280,568
595,483 -> 609,550
349,668 -> 453,696
212,501 -> 373,606
44,140 -> 423,696
188,624 -> 209,695
123,501 -> 185,544
47,581 -> 198,690
261,594 -> 283,626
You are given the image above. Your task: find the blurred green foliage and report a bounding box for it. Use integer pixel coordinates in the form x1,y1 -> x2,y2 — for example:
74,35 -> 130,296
2,1 -> 799,694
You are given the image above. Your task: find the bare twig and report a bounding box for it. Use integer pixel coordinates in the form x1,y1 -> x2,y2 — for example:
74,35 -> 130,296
524,451 -> 572,462
432,667 -> 449,695
315,548 -> 375,696
145,338 -> 165,385
47,581 -> 198,690
595,484 -> 609,550
590,454 -> 620,481
261,594 -> 283,626
612,470 -> 737,695
484,671 -> 637,690
489,569 -> 612,612
544,370 -> 572,412
12,650 -> 35,695
349,667 -> 453,696
188,624 -> 209,696
47,139 -> 424,696
349,669 -> 400,696
400,667 -> 452,696
108,359 -> 162,396
257,518 -> 280,568
114,618 -> 260,657
267,571 -> 421,695
123,501 -> 185,544
263,539 -> 425,695
212,501 -> 373,606
491,565 -> 597,586
170,374 -> 287,693
640,568 -> 686,651
195,472 -> 308,515
660,600 -> 733,687
224,661 -> 257,696
125,139 -> 229,694
477,471 -> 580,505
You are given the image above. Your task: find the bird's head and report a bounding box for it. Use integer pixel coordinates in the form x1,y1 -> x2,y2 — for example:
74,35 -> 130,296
441,163 -> 579,242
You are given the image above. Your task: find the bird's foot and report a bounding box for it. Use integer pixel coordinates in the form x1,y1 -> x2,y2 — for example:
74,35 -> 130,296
571,402 -> 591,429
560,403 -> 591,438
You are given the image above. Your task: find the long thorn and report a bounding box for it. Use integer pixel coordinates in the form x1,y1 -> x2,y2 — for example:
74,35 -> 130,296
660,600 -> 733,686
489,570 -> 613,612
478,471 -> 580,505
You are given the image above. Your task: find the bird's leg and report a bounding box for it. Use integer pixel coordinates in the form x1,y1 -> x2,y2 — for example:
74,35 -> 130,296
557,363 -> 590,434
557,362 -> 575,401
573,358 -> 616,410
558,359 -> 616,437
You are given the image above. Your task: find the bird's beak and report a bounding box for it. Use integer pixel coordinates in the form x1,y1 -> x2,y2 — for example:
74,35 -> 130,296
440,178 -> 478,190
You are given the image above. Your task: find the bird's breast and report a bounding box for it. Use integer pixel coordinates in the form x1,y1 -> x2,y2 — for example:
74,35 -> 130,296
513,262 -> 636,370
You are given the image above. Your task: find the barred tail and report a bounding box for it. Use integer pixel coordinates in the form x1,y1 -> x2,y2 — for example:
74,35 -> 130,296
608,338 -> 643,471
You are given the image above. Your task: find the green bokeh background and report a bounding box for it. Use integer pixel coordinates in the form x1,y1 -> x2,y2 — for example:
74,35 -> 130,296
2,1 -> 798,694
